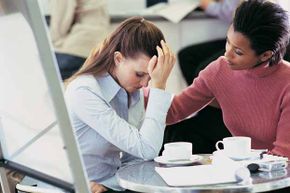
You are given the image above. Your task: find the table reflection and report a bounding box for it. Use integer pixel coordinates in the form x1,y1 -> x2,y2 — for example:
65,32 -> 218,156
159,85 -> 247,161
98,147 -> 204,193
116,155 -> 290,193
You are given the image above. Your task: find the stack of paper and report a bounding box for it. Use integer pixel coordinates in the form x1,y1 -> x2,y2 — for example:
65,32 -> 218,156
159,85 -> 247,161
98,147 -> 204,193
240,154 -> 288,165
143,0 -> 199,23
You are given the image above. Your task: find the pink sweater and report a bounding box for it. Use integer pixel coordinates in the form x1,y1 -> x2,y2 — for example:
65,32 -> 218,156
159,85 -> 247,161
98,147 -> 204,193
167,56 -> 290,158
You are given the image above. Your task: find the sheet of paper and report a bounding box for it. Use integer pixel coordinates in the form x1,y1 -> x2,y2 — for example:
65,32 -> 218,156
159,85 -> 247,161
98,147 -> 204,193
158,0 -> 199,23
143,0 -> 199,23
155,165 -> 238,186
155,154 -> 255,187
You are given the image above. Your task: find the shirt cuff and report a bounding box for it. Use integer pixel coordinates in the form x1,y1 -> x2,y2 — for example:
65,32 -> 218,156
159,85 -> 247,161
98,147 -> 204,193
145,88 -> 173,120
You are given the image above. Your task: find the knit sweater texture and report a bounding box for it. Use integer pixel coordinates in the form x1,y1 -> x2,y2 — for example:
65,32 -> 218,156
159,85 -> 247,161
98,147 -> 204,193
167,56 -> 290,158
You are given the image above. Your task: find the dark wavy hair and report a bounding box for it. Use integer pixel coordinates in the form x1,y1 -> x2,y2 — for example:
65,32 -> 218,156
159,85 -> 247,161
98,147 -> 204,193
233,0 -> 289,66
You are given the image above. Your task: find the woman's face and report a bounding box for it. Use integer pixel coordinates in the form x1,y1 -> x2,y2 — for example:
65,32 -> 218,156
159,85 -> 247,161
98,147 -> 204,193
224,25 -> 265,70
113,52 -> 152,93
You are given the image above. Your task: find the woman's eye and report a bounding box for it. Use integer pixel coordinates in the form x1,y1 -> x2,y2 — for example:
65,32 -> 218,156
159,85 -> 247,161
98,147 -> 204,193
136,73 -> 144,78
235,50 -> 243,56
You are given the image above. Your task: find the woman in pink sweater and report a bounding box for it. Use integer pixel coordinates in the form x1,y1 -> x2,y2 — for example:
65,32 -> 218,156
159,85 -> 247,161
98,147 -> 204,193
167,0 -> 290,158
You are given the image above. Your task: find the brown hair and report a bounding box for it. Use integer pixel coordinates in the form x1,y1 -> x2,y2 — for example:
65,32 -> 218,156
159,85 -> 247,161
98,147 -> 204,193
65,16 -> 165,85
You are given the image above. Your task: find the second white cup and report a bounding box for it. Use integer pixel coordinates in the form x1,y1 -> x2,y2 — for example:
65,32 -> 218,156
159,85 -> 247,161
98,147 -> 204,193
215,136 -> 251,160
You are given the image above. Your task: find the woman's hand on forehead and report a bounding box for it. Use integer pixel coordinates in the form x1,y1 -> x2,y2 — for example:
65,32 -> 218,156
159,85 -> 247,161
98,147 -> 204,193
148,40 -> 176,90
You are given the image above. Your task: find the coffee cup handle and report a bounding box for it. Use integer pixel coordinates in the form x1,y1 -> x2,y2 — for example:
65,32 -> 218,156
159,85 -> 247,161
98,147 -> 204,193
215,140 -> 224,151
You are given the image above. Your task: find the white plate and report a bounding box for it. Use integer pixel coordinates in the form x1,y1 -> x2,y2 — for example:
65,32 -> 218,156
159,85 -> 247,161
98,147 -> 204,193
154,155 -> 202,165
212,150 -> 260,161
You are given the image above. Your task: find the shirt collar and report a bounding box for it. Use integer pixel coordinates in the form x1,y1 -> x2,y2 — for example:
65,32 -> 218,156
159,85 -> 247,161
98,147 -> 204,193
97,73 -> 140,105
97,73 -> 121,102
130,89 -> 141,107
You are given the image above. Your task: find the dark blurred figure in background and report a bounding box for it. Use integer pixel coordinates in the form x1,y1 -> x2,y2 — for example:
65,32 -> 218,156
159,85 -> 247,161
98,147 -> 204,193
179,0 -> 241,85
49,0 -> 109,80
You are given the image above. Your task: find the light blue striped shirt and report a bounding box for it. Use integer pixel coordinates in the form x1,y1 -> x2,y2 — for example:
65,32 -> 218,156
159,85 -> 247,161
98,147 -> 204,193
65,74 -> 172,190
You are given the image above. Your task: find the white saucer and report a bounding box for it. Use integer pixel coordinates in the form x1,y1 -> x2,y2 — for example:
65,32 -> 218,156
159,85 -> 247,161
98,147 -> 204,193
213,150 -> 260,161
154,155 -> 202,165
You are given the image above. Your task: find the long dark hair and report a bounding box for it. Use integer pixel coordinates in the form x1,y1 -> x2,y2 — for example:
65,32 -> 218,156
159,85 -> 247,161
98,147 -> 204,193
65,16 -> 165,85
233,0 -> 289,66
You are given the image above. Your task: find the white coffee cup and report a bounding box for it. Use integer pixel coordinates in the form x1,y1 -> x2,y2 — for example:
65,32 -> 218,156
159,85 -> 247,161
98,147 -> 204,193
162,142 -> 192,161
215,136 -> 251,160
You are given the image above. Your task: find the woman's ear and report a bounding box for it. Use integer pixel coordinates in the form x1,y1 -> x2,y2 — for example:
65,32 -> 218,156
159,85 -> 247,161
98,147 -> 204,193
260,50 -> 273,63
114,51 -> 124,66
